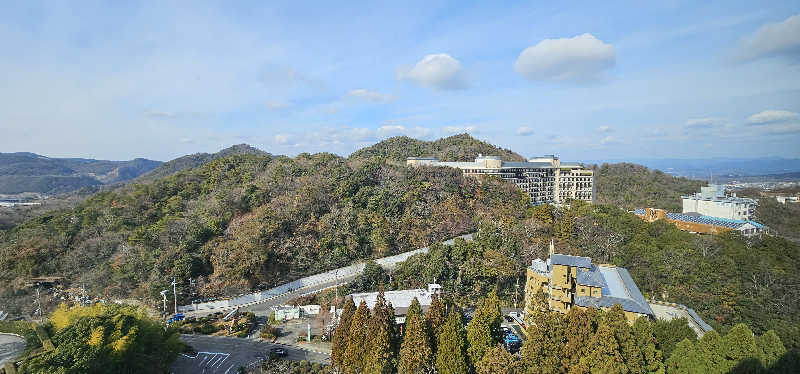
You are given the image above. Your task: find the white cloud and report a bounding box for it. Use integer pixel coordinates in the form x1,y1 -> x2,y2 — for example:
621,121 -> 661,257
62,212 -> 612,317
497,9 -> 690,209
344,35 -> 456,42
397,53 -> 467,90
514,33 -> 615,82
273,134 -> 290,145
737,15 -> 800,62
600,136 -> 619,145
517,126 -> 534,136
376,125 -> 432,139
597,125 -> 613,133
265,101 -> 290,111
347,89 -> 397,103
442,126 -> 478,135
747,110 -> 799,125
686,118 -> 726,128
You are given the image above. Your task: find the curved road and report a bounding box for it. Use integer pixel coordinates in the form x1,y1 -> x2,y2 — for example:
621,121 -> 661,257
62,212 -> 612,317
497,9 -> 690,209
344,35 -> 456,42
172,334 -> 329,374
0,333 -> 25,366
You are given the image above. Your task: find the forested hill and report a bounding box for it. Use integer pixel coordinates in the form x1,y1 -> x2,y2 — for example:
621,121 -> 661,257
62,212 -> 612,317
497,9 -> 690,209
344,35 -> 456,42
594,162 -> 706,212
0,152 -> 161,195
349,134 -> 525,162
136,143 -> 268,181
0,150 -> 527,315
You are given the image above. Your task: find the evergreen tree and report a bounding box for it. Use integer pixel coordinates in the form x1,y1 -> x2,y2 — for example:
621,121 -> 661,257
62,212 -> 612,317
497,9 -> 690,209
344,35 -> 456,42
332,298 -> 357,369
365,290 -> 395,374
756,330 -> 786,369
603,305 -> 644,372
632,317 -> 665,374
475,345 -> 524,374
665,339 -> 705,374
521,311 -> 566,373
426,293 -> 447,353
466,290 -> 502,366
721,323 -> 760,372
436,308 -> 469,374
344,300 -> 370,374
398,297 -> 433,374
562,308 -> 596,370
697,330 -> 725,374
579,324 -> 626,373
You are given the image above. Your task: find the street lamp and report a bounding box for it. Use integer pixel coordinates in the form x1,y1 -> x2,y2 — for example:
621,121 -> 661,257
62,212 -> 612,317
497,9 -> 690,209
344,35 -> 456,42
171,278 -> 178,315
160,290 -> 168,318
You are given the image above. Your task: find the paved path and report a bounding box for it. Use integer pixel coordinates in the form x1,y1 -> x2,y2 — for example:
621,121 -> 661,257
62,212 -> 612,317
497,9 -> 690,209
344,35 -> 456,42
0,334 -> 25,366
171,334 -> 329,374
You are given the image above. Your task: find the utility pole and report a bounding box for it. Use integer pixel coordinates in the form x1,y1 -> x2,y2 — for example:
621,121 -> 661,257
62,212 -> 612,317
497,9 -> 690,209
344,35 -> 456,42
171,278 -> 178,315
160,290 -> 168,318
514,276 -> 520,310
335,270 -> 339,301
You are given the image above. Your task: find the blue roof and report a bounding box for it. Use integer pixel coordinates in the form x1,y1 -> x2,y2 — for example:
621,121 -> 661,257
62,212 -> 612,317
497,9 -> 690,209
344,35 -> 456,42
551,254 -> 592,268
574,296 -> 653,316
665,212 -> 764,230
576,267 -> 606,287
574,266 -> 654,317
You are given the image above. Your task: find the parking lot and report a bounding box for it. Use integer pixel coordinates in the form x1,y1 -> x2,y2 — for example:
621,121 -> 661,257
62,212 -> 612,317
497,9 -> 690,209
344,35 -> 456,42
171,334 -> 329,374
0,334 -> 25,366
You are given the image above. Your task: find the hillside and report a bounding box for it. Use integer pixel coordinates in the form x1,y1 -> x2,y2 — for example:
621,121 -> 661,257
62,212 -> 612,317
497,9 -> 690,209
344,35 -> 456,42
594,162 -> 706,211
0,149 -> 527,315
137,144 -> 267,181
349,134 -> 525,162
0,152 -> 161,195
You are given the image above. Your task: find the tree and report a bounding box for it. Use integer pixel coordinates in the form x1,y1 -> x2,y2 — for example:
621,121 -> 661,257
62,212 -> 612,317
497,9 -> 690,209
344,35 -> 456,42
343,300 -> 370,373
562,308 -> 597,370
365,290 -> 395,374
475,345 -> 523,374
579,324 -> 626,374
398,297 -> 433,374
665,339 -> 705,374
721,324 -> 760,372
521,311 -> 566,373
652,318 -> 696,360
332,298 -> 357,369
19,304 -> 182,374
467,290 -> 503,366
435,309 -> 469,374
756,329 -> 785,369
603,304 -> 644,372
426,294 -> 447,353
632,317 -> 665,374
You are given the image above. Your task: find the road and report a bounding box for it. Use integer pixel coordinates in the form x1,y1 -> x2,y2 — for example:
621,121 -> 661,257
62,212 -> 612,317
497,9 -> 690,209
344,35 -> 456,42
0,333 -> 25,366
240,277 -> 356,317
171,334 -> 330,374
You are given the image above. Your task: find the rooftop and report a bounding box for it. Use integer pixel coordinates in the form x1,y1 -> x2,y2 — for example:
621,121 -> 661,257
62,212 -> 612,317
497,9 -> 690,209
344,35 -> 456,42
349,284 -> 441,315
633,209 -> 765,230
551,254 -> 592,269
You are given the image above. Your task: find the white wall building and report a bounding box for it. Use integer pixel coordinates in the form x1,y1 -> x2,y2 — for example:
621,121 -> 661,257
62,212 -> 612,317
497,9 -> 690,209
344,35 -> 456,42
348,284 -> 442,324
407,155 -> 594,205
681,185 -> 757,220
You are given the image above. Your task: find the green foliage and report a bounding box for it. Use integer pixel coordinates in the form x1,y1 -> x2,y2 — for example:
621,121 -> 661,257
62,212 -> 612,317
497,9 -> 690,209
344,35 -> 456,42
436,309 -> 469,374
348,134 -> 525,163
466,289 -> 502,366
398,297 -> 433,374
474,345 -> 522,374
18,304 -> 182,374
425,294 -> 447,354
594,163 -> 705,211
331,297 -> 356,369
343,301 -> 370,373
364,291 -> 395,374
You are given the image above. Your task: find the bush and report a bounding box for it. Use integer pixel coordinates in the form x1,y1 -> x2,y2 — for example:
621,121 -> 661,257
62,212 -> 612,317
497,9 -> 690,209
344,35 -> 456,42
260,325 -> 278,340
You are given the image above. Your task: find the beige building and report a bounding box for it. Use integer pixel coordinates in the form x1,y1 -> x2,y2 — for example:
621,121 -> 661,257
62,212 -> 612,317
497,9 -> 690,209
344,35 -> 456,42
407,155 -> 593,205
524,249 -> 654,323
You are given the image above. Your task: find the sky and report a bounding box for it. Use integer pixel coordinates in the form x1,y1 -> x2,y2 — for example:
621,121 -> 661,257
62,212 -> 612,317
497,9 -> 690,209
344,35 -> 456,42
1,1 -> 799,162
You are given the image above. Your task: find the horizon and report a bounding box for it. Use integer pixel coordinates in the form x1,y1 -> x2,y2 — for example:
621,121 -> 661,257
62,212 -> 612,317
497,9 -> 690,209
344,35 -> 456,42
2,2 -> 799,161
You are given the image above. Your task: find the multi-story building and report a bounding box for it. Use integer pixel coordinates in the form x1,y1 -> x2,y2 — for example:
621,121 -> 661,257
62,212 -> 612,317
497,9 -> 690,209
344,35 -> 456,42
682,184 -> 757,220
407,154 -> 594,205
524,247 -> 654,323
633,208 -> 767,237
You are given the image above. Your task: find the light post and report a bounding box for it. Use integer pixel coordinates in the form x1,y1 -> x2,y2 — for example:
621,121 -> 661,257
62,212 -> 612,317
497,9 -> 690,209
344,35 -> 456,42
160,290 -> 168,318
171,278 -> 178,315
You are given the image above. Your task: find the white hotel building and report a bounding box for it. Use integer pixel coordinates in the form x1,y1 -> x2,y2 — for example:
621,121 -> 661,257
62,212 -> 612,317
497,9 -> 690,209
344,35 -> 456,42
407,155 -> 594,205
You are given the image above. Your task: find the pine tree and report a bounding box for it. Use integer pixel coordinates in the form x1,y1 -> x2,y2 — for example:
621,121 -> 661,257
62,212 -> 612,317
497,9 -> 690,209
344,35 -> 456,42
721,323 -> 760,372
756,330 -> 786,369
562,308 -> 596,370
466,290 -> 502,366
398,297 -> 433,374
426,293 -> 447,354
665,338 -> 705,374
632,317 -> 665,374
697,330 -> 725,374
436,308 -> 469,374
521,311 -> 566,373
344,300 -> 370,374
365,290 -> 395,374
475,345 -> 524,374
332,298 -> 357,369
603,304 -> 644,373
579,324 -> 626,373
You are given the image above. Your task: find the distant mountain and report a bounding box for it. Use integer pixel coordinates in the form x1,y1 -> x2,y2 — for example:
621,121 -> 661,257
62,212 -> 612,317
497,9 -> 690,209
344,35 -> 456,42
0,153 -> 162,195
349,134 -> 526,162
137,144 -> 268,181
582,157 -> 800,180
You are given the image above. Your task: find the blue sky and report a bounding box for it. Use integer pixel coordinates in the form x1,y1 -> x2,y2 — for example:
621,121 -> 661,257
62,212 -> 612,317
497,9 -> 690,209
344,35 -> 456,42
1,1 -> 799,161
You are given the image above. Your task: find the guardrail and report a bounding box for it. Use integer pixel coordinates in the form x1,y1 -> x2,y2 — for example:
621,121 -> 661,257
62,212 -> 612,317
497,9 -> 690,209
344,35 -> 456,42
179,233 -> 473,313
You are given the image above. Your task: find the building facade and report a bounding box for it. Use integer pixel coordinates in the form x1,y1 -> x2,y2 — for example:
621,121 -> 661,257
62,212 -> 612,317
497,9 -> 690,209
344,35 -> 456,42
348,284 -> 442,324
407,155 -> 594,205
633,208 -> 767,236
682,185 -> 757,220
524,250 -> 654,323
